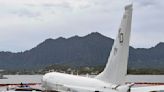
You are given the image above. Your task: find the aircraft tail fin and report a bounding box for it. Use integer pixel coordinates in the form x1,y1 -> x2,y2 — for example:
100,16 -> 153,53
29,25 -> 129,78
96,4 -> 133,85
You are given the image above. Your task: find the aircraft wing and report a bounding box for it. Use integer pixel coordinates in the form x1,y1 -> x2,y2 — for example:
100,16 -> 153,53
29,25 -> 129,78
131,85 -> 164,92
63,85 -> 118,92
63,84 -> 99,92
66,85 -> 164,92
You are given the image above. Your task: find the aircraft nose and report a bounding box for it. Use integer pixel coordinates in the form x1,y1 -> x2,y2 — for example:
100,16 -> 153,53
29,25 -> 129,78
42,73 -> 52,81
42,73 -> 54,84
42,73 -> 50,88
42,74 -> 47,82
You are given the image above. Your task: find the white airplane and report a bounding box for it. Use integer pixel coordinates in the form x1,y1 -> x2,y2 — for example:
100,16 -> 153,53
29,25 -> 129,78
42,4 -> 164,92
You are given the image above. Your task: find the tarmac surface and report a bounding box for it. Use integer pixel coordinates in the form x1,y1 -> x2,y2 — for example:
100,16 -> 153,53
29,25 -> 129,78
0,75 -> 164,91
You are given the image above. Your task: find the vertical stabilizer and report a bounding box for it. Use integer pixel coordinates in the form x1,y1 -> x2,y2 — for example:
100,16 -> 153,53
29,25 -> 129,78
96,4 -> 133,85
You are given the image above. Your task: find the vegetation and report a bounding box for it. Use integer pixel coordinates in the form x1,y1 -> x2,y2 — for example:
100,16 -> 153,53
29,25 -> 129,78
128,68 -> 164,75
2,65 -> 164,75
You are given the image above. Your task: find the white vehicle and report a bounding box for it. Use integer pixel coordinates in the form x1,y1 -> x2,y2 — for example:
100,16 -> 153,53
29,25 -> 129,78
42,4 -> 164,92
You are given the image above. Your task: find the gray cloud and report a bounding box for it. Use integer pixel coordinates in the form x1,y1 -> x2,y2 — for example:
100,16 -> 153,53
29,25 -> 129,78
10,8 -> 41,18
0,0 -> 164,52
136,0 -> 157,7
42,2 -> 71,9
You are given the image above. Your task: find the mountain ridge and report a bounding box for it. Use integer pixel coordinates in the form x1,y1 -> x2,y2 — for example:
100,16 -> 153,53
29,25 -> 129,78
0,32 -> 163,70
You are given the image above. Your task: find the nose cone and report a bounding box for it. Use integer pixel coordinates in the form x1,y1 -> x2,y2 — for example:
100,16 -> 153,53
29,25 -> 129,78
42,73 -> 52,88
42,76 -> 47,88
42,72 -> 57,90
42,72 -> 53,81
42,74 -> 48,82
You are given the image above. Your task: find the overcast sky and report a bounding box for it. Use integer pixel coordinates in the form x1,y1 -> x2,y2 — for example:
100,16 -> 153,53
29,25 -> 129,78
0,0 -> 164,52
